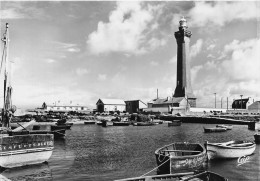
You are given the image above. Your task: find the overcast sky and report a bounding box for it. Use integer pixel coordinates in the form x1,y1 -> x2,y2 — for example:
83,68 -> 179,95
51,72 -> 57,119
1,1 -> 259,109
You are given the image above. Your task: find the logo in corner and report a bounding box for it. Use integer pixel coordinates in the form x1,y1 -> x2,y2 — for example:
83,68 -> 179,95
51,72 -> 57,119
237,155 -> 251,166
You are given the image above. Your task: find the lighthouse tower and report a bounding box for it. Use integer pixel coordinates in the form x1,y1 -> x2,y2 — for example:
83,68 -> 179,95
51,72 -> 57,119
173,17 -> 196,107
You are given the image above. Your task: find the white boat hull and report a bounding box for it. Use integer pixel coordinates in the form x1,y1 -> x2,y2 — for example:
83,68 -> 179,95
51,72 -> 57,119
0,147 -> 53,168
207,142 -> 256,159
0,134 -> 54,168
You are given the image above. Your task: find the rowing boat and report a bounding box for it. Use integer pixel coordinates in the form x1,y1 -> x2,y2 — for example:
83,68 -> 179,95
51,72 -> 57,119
204,127 -> 227,133
113,122 -> 130,126
114,171 -> 228,181
216,125 -> 233,130
168,120 -> 181,126
205,140 -> 256,160
154,142 -> 207,174
134,122 -> 156,126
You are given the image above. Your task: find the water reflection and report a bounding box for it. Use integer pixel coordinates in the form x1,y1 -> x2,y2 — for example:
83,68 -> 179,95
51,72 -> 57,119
49,136 -> 75,181
0,163 -> 52,181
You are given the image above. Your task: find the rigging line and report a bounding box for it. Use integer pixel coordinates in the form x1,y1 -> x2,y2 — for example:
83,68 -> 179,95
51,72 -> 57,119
14,121 -> 28,131
0,45 -> 7,75
1,30 -> 8,75
140,157 -> 170,177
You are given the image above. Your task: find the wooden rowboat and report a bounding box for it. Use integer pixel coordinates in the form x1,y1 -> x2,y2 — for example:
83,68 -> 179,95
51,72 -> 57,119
114,171 -> 228,181
134,122 -> 156,126
254,134 -> 260,144
205,140 -> 256,160
84,120 -> 96,125
168,120 -> 181,126
155,142 -> 207,174
113,122 -> 130,126
101,119 -> 113,127
216,125 -> 233,130
204,127 -> 227,133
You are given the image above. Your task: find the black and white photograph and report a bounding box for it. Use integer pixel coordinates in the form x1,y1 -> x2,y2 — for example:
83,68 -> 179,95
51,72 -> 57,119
0,1 -> 260,180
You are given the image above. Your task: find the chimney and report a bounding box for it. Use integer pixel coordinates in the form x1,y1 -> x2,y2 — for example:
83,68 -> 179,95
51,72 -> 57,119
157,89 -> 158,99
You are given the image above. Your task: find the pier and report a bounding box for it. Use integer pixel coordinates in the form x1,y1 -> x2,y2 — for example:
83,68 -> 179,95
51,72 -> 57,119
160,115 -> 257,130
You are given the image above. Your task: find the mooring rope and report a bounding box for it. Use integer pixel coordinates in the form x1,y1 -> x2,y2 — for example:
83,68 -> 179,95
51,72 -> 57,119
158,151 -> 168,162
52,129 -> 66,136
140,157 -> 170,177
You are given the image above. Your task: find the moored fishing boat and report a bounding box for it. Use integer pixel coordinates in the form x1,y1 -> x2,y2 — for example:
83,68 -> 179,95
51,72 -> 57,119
155,142 -> 207,174
0,23 -> 54,168
114,171 -> 228,181
113,121 -> 130,126
96,120 -> 102,125
65,122 -> 73,129
101,119 -> 113,127
204,127 -> 227,133
82,116 -> 96,124
254,133 -> 260,144
153,119 -> 163,124
32,124 -> 66,139
84,120 -> 96,124
216,125 -> 233,130
168,120 -> 181,126
134,122 -> 156,126
205,140 -> 256,160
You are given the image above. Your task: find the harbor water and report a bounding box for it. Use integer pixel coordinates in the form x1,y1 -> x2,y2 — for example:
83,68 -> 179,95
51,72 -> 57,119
0,123 -> 259,181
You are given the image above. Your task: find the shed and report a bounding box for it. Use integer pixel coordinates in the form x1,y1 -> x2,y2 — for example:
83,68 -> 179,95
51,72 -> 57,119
232,98 -> 250,109
125,100 -> 147,113
148,97 -> 187,108
96,98 -> 126,113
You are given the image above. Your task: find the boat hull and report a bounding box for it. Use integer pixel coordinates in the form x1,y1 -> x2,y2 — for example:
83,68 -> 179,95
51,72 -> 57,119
206,141 -> 256,159
216,125 -> 233,130
84,121 -> 96,125
101,120 -> 113,127
0,134 -> 54,168
254,134 -> 260,144
114,171 -> 227,181
135,122 -> 155,126
155,142 -> 207,174
168,120 -> 181,126
204,127 -> 227,133
113,122 -> 130,126
0,148 -> 53,168
32,124 -> 66,139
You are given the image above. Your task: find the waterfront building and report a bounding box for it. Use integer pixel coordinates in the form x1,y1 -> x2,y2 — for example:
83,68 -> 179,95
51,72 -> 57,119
125,100 -> 147,113
231,97 -> 253,109
96,98 -> 126,113
43,102 -> 90,112
143,97 -> 189,114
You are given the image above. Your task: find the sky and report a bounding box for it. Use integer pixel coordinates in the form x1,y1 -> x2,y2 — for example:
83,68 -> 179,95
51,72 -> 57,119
0,1 -> 260,109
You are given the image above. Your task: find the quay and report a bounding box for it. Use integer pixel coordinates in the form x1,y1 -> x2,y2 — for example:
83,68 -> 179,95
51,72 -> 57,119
160,115 -> 258,130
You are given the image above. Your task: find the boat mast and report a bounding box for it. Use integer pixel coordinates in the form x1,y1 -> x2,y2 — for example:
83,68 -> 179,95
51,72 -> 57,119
1,23 -> 12,128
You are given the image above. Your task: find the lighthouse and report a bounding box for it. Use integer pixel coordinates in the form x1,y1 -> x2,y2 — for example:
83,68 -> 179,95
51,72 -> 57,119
173,17 -> 196,107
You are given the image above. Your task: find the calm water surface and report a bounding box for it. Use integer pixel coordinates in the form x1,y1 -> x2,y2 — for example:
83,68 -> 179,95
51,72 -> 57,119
1,123 -> 259,181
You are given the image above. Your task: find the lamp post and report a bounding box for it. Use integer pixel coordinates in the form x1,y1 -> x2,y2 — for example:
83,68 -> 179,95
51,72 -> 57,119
227,97 -> 228,110
240,95 -> 243,109
214,93 -> 216,108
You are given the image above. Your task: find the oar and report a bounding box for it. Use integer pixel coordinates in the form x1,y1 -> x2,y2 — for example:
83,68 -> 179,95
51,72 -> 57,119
161,150 -> 201,153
